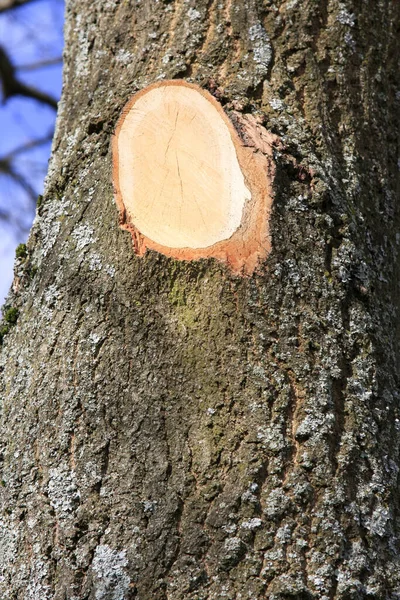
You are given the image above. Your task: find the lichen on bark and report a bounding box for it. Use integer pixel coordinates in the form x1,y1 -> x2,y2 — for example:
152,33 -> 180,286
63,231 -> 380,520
0,0 -> 400,598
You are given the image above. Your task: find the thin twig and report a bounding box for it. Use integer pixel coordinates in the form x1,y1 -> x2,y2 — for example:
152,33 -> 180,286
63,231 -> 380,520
0,159 -> 37,199
16,56 -> 63,71
0,45 -> 58,109
3,132 -> 54,160
0,0 -> 42,14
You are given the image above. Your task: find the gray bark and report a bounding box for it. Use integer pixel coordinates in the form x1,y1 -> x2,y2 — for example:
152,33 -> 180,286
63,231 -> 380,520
1,0 -> 399,598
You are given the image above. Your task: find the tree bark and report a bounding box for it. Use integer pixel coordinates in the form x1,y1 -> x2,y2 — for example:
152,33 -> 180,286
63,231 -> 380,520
1,0 -> 399,598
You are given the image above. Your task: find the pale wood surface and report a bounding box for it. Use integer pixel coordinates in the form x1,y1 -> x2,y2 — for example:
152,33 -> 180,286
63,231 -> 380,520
115,82 -> 250,249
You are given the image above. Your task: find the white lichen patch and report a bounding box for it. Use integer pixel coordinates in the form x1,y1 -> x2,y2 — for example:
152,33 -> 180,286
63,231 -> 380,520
92,545 -> 130,600
275,524 -> 292,544
257,425 -> 286,452
344,31 -> 356,51
142,500 -> 157,514
269,98 -> 285,111
241,517 -> 262,530
43,284 -> 61,306
366,505 -> 392,537
89,253 -> 103,271
188,7 -> 201,20
72,224 -> 97,252
116,49 -> 133,65
47,464 -> 80,519
35,196 -> 70,261
248,23 -> 272,77
336,8 -> 355,27
224,537 -> 242,551
0,517 -> 18,585
162,51 -> 173,64
105,264 -> 116,277
222,523 -> 237,534
88,332 -> 102,346
73,13 -> 97,80
263,488 -> 290,519
25,559 -> 52,600
241,482 -> 259,504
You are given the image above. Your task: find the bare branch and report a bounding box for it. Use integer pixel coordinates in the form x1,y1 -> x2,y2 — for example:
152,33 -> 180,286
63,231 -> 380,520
14,80 -> 58,109
0,45 -> 57,109
3,132 -> 53,160
0,0 -> 42,13
0,159 -> 37,199
0,205 -> 29,233
0,207 -> 11,221
16,56 -> 63,71
0,133 -> 54,200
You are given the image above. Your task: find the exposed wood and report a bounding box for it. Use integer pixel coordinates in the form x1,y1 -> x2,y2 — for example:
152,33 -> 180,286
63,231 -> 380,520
1,0 -> 400,598
113,81 -> 275,274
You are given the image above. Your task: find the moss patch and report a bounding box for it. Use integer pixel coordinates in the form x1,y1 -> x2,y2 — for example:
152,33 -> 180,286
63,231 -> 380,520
0,307 -> 20,345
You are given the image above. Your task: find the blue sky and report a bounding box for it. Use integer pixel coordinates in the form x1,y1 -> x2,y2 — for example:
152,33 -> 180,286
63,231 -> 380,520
0,0 -> 64,306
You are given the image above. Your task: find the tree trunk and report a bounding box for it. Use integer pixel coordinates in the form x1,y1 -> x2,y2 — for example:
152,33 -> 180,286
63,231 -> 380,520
1,0 -> 399,598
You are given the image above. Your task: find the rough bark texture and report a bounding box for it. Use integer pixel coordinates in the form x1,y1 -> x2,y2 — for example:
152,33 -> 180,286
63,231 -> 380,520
1,0 -> 399,598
